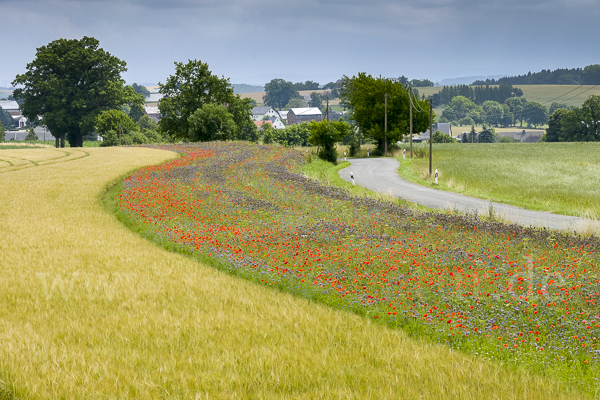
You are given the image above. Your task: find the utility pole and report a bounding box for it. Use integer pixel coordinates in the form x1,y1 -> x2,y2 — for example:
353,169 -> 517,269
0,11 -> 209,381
429,99 -> 433,176
118,124 -> 123,146
409,87 -> 413,159
384,93 -> 388,157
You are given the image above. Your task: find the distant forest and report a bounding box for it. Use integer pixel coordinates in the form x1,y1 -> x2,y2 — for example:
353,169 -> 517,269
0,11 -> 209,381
472,65 -> 600,85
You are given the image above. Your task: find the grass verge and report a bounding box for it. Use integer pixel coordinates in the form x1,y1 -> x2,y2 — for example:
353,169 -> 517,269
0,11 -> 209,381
396,142 -> 600,221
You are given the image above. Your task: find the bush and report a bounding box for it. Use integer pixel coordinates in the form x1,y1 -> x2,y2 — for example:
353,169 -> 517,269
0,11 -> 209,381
25,128 -> 38,141
432,130 -> 457,143
348,134 -> 359,156
318,145 -> 338,164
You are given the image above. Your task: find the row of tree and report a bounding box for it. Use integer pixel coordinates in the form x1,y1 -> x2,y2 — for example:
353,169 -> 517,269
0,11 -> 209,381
546,95 -> 600,142
397,76 -> 434,87
262,79 -> 338,111
440,96 -> 553,128
431,83 -> 522,106
472,65 -> 600,86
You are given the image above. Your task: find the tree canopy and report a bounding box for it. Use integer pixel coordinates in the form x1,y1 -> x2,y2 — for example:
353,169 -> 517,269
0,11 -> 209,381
132,83 -> 151,98
546,95 -> 600,142
263,79 -> 300,110
340,73 -> 430,152
294,81 -> 320,91
523,101 -> 548,128
158,59 -> 254,141
96,109 -> 138,146
12,36 -> 142,147
441,96 -> 483,126
0,107 -> 15,129
285,98 -> 306,109
308,120 -> 353,163
309,92 -> 324,111
188,103 -> 237,142
478,127 -> 496,143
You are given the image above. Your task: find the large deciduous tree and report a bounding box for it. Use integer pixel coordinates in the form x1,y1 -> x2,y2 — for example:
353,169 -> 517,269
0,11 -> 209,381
340,73 -> 430,154
505,97 -> 527,127
545,108 -> 570,142
523,101 -> 548,128
263,79 -> 300,110
549,95 -> 600,142
158,59 -> 253,142
12,36 -> 142,147
441,96 -> 483,126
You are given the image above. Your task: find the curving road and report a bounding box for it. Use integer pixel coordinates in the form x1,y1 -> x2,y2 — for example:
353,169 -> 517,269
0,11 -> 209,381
339,158 -> 600,232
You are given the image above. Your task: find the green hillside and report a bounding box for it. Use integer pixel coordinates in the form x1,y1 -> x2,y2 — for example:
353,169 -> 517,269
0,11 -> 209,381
416,85 -> 600,108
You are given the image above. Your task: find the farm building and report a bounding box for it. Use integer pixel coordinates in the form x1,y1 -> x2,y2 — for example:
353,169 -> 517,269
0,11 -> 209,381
278,110 -> 289,122
287,107 -> 322,125
251,106 -> 281,121
421,122 -> 453,140
143,105 -> 161,122
0,100 -> 22,122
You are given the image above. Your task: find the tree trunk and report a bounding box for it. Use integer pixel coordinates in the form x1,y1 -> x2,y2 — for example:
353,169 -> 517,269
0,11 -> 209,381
55,137 -> 59,148
60,136 -> 65,148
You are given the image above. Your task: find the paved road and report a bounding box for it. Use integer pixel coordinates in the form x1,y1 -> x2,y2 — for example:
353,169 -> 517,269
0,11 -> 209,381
339,158 -> 600,232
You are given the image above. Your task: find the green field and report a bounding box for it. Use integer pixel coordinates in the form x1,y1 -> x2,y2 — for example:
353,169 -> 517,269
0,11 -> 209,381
396,142 -> 600,222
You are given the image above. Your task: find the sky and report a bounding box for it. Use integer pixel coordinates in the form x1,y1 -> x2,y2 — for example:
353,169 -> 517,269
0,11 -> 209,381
2,0 -> 599,87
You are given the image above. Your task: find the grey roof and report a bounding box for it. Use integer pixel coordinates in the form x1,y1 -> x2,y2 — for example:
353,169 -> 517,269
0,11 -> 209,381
422,122 -> 452,139
251,106 -> 274,115
0,100 -> 19,111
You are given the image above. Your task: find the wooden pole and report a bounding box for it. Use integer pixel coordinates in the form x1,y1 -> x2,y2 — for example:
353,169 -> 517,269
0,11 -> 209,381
384,93 -> 388,157
429,99 -> 433,176
409,87 -> 413,158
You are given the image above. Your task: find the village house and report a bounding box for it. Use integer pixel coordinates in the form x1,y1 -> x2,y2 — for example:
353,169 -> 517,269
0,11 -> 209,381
287,107 -> 322,125
420,122 -> 453,141
143,105 -> 161,122
268,116 -> 285,129
251,106 -> 281,121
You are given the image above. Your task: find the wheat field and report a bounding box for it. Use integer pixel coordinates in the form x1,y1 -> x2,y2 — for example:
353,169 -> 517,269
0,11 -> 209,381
0,146 -> 587,399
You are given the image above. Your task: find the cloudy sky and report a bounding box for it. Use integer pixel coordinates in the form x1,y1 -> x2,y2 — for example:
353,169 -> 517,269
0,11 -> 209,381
2,0 -> 599,87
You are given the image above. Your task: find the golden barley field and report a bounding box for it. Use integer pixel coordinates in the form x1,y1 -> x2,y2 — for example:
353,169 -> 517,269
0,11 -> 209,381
0,145 -> 588,399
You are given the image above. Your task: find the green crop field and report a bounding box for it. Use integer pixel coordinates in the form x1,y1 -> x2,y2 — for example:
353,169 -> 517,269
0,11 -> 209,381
396,142 -> 600,223
0,144 -> 592,398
